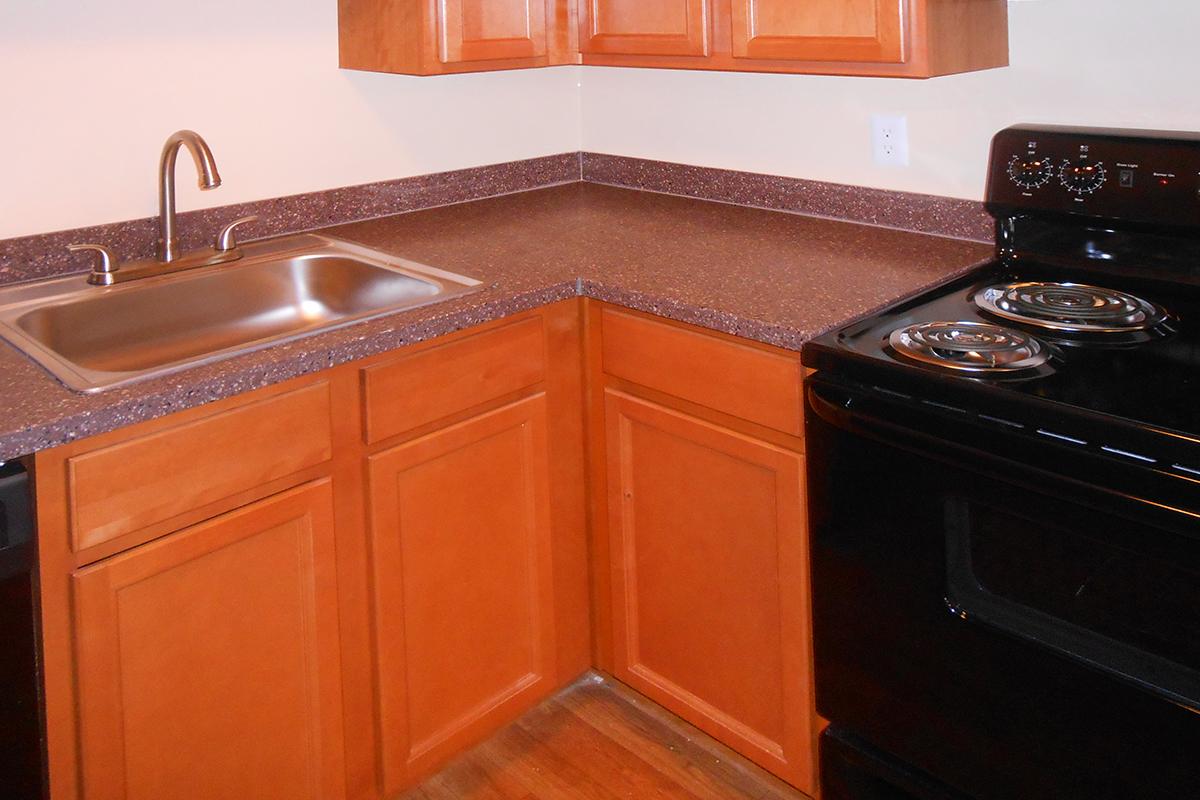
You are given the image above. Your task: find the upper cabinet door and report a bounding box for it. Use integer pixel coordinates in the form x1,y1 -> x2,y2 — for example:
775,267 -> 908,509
582,0 -> 711,57
731,0 -> 906,63
439,0 -> 548,63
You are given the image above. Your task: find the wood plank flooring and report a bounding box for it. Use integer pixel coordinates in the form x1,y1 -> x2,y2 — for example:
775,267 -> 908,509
398,673 -> 814,800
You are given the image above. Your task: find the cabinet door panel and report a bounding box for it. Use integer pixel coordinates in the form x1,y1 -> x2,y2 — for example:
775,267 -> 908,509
582,0 -> 710,56
72,480 -> 345,800
439,0 -> 547,63
369,395 -> 557,794
605,390 -> 815,791
732,0 -> 906,63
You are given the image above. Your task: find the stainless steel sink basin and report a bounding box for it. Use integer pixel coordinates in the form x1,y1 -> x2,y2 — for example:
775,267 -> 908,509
0,233 -> 482,392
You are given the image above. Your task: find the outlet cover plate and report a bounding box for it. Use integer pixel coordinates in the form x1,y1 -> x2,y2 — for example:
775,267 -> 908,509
871,114 -> 909,167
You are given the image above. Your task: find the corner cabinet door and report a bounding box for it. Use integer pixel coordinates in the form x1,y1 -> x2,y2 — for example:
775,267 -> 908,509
731,0 -> 906,63
604,390 -> 816,792
368,394 -> 557,795
581,0 -> 711,57
438,0 -> 548,63
72,480 -> 346,800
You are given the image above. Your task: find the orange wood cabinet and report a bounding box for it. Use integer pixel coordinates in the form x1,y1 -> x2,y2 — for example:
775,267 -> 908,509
71,481 -> 347,800
35,303 -> 591,800
585,302 -> 820,794
580,0 -> 712,57
367,395 -> 558,794
338,0 -> 578,75
582,0 -> 1008,78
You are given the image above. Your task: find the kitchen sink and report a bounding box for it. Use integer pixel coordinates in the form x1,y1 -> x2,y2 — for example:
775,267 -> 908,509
0,233 -> 482,392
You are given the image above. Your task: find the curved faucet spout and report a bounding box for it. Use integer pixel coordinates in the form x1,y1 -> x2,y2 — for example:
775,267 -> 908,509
157,130 -> 222,262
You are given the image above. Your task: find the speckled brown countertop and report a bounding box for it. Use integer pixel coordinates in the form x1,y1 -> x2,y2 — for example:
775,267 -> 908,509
0,183 -> 991,460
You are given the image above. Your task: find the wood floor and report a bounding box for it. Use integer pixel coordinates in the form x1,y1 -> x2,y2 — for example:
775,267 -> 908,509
398,673 -> 814,800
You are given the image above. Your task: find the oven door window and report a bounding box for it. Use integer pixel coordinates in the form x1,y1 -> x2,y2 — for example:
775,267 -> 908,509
945,495 -> 1200,709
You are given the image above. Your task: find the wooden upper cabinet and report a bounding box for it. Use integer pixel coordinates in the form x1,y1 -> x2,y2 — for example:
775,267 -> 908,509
581,0 -> 711,57
341,0 -> 1006,76
731,0 -> 905,63
440,0 -> 547,62
338,0 -> 576,75
71,481 -> 346,800
580,0 -> 1009,78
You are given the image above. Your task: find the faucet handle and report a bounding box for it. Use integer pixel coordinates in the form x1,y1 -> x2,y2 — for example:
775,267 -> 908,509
214,215 -> 258,252
68,243 -> 120,286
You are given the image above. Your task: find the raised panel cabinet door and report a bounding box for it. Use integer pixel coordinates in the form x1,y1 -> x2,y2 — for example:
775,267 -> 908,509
368,394 -> 558,794
731,0 -> 906,63
582,0 -> 711,56
604,390 -> 816,792
438,0 -> 548,63
71,480 -> 346,800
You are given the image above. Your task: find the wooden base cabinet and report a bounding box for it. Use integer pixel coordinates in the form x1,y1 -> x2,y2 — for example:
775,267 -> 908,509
367,395 -> 559,794
35,304 -> 591,800
587,303 -> 819,794
71,481 -> 347,800
602,391 -> 816,790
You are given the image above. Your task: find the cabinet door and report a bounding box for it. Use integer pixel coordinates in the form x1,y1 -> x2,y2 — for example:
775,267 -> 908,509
439,0 -> 547,63
731,0 -> 905,63
604,390 -> 816,791
368,394 -> 557,794
72,480 -> 346,800
582,0 -> 710,56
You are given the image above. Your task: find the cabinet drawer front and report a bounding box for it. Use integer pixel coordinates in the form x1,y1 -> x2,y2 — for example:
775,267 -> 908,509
731,0 -> 906,63
601,308 -> 803,435
67,382 -> 334,553
582,0 -> 711,56
363,316 -> 546,444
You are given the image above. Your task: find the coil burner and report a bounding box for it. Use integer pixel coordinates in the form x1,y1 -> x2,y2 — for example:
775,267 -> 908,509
887,321 -> 1051,375
974,282 -> 1169,334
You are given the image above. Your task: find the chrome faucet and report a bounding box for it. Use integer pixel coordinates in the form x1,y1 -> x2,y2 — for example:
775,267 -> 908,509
68,130 -> 259,285
158,130 -> 222,262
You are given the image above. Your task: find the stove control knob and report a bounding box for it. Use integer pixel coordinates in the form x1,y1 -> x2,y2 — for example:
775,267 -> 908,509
1059,159 -> 1107,195
1007,155 -> 1055,189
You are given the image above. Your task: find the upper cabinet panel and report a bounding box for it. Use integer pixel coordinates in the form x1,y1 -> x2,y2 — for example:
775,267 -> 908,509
440,0 -> 548,62
731,0 -> 905,63
340,0 -> 1006,77
581,0 -> 711,57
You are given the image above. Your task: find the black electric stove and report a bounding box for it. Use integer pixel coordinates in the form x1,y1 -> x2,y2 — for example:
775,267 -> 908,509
803,126 -> 1200,800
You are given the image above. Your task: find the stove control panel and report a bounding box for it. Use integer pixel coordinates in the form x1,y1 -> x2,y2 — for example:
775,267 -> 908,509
986,124 -> 1200,230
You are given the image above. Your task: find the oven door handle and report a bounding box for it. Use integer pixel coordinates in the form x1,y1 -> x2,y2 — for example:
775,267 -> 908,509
807,378 -> 1200,531
806,381 -> 996,464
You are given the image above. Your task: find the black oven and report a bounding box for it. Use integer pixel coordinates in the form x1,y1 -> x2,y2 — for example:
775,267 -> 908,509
805,373 -> 1200,800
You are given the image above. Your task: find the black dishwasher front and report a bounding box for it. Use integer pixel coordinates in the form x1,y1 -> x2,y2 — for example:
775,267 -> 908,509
0,461 -> 43,799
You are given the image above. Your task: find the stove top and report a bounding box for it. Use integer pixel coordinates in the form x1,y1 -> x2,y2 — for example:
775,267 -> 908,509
887,320 -> 1052,375
806,261 -> 1200,442
804,125 -> 1200,451
973,281 -> 1171,334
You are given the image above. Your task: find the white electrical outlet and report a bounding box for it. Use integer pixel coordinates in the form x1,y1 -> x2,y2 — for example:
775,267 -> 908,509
871,114 -> 910,167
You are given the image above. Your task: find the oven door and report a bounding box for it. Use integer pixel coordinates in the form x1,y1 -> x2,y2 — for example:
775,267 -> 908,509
805,376 -> 1200,800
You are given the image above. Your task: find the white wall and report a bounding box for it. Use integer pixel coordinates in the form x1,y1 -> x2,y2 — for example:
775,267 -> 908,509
6,0 -> 1200,239
0,1 -> 583,238
580,0 -> 1200,201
